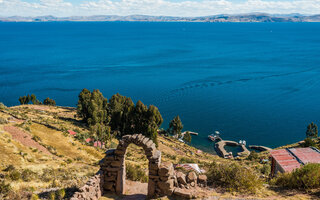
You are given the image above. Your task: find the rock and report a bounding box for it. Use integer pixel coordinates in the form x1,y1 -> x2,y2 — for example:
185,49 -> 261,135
173,188 -> 193,199
187,171 -> 197,184
176,171 -> 187,185
159,162 -> 174,177
157,179 -> 174,195
198,174 -> 207,187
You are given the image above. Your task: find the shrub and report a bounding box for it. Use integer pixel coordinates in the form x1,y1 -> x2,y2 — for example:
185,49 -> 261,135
43,97 -> 56,106
21,169 -> 37,182
3,165 -> 15,172
31,194 -> 39,200
0,102 -> 7,110
0,117 -> 8,124
302,137 -> 316,147
206,161 -> 262,194
56,188 -> 65,200
65,158 -> 73,164
273,163 -> 320,190
260,164 -> 271,176
0,180 -> 11,197
49,191 -> 55,200
247,151 -> 259,161
9,170 -> 21,181
179,157 -> 196,164
126,163 -> 148,183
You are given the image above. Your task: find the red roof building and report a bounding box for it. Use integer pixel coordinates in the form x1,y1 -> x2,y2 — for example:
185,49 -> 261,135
68,130 -> 77,136
270,147 -> 320,176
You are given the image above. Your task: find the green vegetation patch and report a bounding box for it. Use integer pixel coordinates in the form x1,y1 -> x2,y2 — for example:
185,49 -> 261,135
206,161 -> 263,194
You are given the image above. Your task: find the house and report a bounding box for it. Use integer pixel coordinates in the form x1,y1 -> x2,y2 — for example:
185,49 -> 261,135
270,147 -> 320,176
68,130 -> 77,136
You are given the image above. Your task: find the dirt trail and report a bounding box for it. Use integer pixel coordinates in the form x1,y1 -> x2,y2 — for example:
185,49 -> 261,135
4,126 -> 53,156
123,180 -> 147,200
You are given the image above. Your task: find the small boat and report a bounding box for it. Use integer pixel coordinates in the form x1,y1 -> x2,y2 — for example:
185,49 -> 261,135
208,131 -> 221,142
239,140 -> 246,145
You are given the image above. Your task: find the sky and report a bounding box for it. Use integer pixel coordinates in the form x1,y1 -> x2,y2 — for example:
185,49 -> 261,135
0,0 -> 319,17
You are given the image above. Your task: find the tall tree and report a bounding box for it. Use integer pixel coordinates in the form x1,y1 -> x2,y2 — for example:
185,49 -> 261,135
306,122 -> 318,138
169,115 -> 183,138
109,93 -> 135,135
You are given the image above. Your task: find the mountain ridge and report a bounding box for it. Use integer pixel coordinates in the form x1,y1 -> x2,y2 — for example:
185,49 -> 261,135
1,13 -> 320,22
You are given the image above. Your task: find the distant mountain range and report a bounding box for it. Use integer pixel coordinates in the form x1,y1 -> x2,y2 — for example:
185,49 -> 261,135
1,13 -> 320,22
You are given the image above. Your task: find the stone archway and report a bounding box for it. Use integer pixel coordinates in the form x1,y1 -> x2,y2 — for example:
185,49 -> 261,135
100,134 -> 174,197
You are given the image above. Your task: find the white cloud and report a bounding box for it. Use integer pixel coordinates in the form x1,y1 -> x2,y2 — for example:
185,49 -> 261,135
0,0 -> 319,17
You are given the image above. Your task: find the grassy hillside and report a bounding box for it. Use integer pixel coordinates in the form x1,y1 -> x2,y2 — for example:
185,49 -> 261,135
0,104 -> 319,199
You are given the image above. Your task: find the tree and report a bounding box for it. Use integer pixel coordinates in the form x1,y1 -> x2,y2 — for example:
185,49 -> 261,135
109,93 -> 135,135
76,89 -> 163,147
19,96 -> 29,105
306,122 -> 318,138
30,94 -> 37,104
169,115 -> 183,138
43,97 -> 56,106
303,137 -> 316,147
183,131 -> 192,143
77,89 -> 109,126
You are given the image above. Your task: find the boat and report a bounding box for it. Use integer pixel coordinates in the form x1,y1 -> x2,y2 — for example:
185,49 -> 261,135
208,131 -> 221,142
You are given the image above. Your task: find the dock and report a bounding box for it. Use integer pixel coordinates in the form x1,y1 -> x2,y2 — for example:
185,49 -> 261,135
249,145 -> 272,152
215,140 -> 250,158
181,131 -> 198,136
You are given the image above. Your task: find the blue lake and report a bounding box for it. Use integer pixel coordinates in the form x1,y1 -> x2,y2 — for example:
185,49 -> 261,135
1,22 -> 320,153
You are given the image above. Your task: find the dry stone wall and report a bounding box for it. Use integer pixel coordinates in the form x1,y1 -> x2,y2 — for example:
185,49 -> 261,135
74,133 -> 208,199
70,172 -> 103,200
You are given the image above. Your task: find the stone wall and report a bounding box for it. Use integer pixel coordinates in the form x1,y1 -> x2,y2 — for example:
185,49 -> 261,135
98,134 -> 208,199
100,134 -> 163,197
70,171 -> 103,200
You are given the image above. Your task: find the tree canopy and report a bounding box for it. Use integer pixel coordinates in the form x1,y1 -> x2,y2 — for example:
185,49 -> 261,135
306,122 -> 318,138
183,131 -> 192,143
169,115 -> 183,138
18,94 -> 44,105
77,89 -> 163,146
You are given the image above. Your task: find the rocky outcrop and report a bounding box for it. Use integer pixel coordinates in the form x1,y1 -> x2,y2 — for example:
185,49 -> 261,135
70,172 -> 103,200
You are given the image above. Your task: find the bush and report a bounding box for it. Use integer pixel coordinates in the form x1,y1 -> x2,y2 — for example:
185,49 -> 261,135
9,170 -> 21,181
179,157 -> 196,164
31,194 -> 39,200
49,191 -> 55,200
21,169 -> 37,182
0,102 -> 7,110
273,163 -> 320,190
247,151 -> 259,161
56,188 -> 65,200
0,117 -> 8,124
126,163 -> 148,183
206,161 -> 262,194
32,135 -> 42,142
0,180 -> 11,197
3,165 -> 15,172
260,164 -> 271,176
43,97 -> 56,106
302,137 -> 316,147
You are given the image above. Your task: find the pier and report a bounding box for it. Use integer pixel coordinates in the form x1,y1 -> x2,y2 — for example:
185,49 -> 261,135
249,145 -> 272,152
182,131 -> 199,136
215,140 -> 250,158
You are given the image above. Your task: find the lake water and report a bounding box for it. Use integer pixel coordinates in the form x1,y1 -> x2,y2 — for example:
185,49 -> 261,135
1,22 -> 320,153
